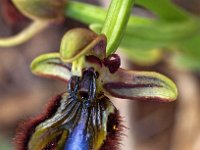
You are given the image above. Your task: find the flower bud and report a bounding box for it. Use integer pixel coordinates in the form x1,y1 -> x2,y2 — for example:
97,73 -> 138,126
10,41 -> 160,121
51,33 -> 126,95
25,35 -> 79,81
12,0 -> 67,21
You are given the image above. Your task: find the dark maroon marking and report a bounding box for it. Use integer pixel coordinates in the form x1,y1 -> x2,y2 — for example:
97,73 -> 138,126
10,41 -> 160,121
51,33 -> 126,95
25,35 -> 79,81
103,54 -> 121,73
86,55 -> 102,67
134,76 -> 166,86
103,85 -> 171,102
103,83 -> 171,102
91,35 -> 107,59
14,94 -> 63,150
40,61 -> 71,82
104,82 -> 162,89
99,110 -> 124,150
47,60 -> 72,71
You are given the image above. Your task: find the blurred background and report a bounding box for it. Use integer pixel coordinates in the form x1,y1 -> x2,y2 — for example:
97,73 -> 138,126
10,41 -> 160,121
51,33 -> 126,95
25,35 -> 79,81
0,0 -> 200,150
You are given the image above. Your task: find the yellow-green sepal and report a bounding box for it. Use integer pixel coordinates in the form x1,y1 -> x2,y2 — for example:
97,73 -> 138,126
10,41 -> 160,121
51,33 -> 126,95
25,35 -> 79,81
60,28 -> 106,62
103,68 -> 178,102
31,53 -> 71,82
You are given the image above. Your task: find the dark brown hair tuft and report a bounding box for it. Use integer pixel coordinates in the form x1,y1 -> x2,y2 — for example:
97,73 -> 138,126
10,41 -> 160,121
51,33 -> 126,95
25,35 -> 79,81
14,94 -> 62,150
99,110 -> 124,150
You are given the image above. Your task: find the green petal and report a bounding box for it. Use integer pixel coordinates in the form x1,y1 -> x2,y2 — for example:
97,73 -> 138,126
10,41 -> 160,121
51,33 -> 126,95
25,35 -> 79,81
31,53 -> 71,82
103,68 -> 178,102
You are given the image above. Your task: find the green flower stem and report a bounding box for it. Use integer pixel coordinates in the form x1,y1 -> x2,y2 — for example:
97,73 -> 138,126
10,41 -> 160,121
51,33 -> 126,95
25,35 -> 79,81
135,0 -> 189,20
100,0 -> 135,56
0,21 -> 49,47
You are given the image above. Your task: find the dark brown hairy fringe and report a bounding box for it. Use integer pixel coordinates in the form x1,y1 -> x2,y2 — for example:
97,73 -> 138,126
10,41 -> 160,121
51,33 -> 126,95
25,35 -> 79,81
14,94 -> 62,150
99,110 -> 124,150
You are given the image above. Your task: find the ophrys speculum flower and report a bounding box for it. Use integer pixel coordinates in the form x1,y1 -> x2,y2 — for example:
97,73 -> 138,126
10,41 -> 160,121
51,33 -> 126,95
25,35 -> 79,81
27,69 -> 120,150
15,28 -> 177,150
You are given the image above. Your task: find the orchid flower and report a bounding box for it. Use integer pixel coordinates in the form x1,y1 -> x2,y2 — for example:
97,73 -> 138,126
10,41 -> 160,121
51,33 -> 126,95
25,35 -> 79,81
15,28 -> 177,150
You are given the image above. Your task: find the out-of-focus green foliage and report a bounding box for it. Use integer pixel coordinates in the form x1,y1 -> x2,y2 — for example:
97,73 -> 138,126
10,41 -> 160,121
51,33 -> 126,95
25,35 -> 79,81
66,0 -> 200,70
133,0 -> 200,69
172,54 -> 200,70
135,0 -> 189,20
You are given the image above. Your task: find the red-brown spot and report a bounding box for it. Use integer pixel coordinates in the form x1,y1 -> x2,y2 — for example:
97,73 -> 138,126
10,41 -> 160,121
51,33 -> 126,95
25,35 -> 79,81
103,54 -> 121,73
86,55 -> 102,67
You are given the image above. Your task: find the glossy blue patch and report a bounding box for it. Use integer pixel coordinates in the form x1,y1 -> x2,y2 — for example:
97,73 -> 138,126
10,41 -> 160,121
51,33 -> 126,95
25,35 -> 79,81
64,110 -> 91,150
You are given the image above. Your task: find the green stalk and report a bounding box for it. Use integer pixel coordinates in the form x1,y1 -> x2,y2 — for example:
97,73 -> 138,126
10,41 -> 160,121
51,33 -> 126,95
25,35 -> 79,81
100,0 -> 135,55
0,21 -> 49,47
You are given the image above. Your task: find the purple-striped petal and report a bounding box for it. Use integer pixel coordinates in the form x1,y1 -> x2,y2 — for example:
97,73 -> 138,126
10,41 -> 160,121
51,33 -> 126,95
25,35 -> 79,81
102,68 -> 178,102
31,53 -> 71,82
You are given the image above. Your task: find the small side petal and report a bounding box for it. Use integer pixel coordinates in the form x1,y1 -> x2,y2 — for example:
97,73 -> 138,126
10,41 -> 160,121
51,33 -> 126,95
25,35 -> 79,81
31,53 -> 71,82
103,68 -> 178,102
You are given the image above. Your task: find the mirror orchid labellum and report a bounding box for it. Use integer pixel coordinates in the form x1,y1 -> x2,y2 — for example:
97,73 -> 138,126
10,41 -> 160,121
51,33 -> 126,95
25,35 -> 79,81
14,28 -> 178,150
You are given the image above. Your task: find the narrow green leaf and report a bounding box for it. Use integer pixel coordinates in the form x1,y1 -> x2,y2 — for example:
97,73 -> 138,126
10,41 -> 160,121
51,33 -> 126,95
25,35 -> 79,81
101,0 -> 135,56
31,53 -> 71,82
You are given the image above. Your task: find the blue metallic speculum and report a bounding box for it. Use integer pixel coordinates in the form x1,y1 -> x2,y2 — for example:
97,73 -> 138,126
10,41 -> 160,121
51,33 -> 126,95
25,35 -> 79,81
27,68 -> 118,150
